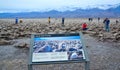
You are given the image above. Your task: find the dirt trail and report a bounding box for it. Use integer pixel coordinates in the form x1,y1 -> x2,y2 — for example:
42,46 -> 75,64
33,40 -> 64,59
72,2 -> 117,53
84,34 -> 120,70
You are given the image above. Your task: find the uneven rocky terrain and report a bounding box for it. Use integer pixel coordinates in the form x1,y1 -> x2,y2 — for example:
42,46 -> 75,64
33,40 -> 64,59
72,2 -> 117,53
0,18 -> 120,70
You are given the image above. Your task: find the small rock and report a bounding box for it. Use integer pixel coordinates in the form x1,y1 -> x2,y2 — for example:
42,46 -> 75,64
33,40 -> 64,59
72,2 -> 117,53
98,33 -> 104,37
0,39 -> 11,45
14,42 -> 29,48
71,27 -> 77,31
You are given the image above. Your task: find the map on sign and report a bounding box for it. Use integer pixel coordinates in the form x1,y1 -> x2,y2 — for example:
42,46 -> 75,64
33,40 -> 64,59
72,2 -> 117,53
32,34 -> 85,62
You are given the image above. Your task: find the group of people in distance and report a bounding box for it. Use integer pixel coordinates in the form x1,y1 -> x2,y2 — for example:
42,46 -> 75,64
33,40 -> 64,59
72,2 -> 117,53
48,17 -> 65,26
47,17 -> 112,32
15,17 -> 113,32
82,18 -> 111,32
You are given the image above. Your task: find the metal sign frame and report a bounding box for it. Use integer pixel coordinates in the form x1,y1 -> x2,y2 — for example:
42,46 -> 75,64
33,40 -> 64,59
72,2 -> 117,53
28,32 -> 90,70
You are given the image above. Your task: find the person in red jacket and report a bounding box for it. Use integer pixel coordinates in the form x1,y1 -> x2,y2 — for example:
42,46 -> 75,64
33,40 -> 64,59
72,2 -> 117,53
82,23 -> 88,30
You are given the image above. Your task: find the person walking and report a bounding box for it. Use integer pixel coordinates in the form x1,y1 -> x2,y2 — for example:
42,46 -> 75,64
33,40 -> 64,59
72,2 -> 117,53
103,18 -> 110,32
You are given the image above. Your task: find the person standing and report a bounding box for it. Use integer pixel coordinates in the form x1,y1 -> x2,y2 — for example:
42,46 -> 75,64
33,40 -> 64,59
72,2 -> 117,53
103,18 -> 110,32
48,17 -> 51,24
15,17 -> 18,24
62,17 -> 65,26
98,17 -> 100,23
116,20 -> 119,24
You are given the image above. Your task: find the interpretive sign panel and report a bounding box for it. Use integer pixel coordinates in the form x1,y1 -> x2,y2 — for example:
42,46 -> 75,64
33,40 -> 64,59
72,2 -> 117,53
32,34 -> 85,62
28,33 -> 89,70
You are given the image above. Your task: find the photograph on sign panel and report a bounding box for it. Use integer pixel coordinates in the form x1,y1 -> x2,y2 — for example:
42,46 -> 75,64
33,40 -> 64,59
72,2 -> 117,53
33,36 -> 84,61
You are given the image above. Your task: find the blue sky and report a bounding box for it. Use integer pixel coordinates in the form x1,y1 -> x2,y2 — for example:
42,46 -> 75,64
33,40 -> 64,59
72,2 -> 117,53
0,0 -> 120,13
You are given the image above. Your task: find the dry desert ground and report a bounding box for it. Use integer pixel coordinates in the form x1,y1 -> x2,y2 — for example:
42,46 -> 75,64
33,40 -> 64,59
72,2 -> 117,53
0,18 -> 120,70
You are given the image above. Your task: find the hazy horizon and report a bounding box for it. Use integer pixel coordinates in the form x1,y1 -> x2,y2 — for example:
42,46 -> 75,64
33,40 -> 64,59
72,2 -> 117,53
0,0 -> 120,13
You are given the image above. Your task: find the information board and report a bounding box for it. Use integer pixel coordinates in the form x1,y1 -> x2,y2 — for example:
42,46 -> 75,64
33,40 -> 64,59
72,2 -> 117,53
28,33 -> 89,70
32,34 -> 85,62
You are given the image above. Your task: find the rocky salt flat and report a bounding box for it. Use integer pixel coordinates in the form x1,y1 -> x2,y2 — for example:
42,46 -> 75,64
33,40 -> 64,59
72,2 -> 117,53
0,18 -> 120,70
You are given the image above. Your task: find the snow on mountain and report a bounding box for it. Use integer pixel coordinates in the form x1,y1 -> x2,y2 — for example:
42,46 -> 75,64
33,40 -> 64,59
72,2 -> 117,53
0,3 -> 120,18
56,3 -> 120,11
93,3 -> 120,10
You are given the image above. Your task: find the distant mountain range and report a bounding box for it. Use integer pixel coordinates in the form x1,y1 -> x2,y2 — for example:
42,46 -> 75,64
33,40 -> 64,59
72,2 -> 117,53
0,4 -> 120,18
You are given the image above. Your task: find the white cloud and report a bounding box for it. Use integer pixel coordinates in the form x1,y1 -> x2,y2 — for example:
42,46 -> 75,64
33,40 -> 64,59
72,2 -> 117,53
0,0 -> 120,12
